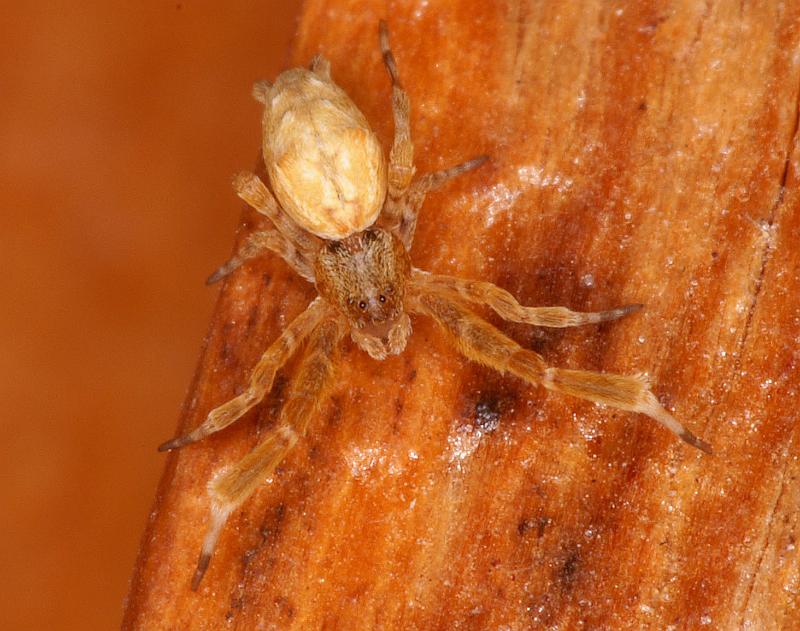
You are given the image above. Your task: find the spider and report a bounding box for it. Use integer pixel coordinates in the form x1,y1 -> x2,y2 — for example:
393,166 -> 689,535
159,21 -> 711,590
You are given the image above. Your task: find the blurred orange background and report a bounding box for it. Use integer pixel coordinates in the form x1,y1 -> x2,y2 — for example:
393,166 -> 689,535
0,2 -> 302,628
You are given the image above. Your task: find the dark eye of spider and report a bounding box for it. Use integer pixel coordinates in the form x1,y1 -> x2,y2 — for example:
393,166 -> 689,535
358,301 -> 367,310
379,294 -> 386,303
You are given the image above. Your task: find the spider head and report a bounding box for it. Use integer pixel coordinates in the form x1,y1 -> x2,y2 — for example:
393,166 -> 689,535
315,227 -> 411,359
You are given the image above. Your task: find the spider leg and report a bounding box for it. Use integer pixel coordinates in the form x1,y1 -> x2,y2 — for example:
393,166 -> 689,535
379,21 -> 415,207
158,299 -> 327,452
413,270 -> 642,327
390,156 -> 488,248
233,171 -> 321,262
206,228 -> 315,285
410,289 -> 711,454
377,24 -> 486,246
309,54 -> 331,80
251,80 -> 272,104
191,316 -> 344,589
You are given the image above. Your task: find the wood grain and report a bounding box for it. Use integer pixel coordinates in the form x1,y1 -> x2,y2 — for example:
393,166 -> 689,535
124,2 -> 800,629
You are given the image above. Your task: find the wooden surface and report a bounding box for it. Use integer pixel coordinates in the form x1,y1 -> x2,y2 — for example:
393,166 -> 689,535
125,1 -> 800,629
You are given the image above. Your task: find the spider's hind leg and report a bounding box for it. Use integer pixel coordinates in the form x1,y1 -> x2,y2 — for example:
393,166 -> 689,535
377,22 -> 488,247
191,317 -> 344,589
379,20 -> 415,203
309,54 -> 331,79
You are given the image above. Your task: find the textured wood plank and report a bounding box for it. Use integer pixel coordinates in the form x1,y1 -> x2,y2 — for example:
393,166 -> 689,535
124,2 -> 800,629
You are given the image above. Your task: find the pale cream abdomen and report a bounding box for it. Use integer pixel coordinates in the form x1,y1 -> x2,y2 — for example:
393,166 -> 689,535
262,69 -> 386,240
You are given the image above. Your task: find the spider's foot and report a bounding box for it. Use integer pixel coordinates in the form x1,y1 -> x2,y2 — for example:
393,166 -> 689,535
206,260 -> 240,286
205,268 -> 225,285
191,551 -> 212,591
157,433 -> 196,452
464,155 -> 489,171
424,156 -> 490,192
190,500 -> 233,590
679,428 -> 713,455
596,303 -> 644,323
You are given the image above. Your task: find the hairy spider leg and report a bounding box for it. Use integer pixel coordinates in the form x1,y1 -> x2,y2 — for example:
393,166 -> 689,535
192,317 -> 344,589
415,271 -> 643,327
379,20 -> 414,211
158,299 -> 327,452
377,21 -> 487,248
207,229 -> 314,285
309,54 -> 331,80
251,80 -> 272,103
411,289 -> 712,454
387,159 -> 490,249
394,156 -> 488,248
207,172 -> 321,285
233,171 -> 320,257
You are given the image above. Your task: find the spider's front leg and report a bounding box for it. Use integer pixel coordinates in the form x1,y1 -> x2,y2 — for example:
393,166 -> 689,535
158,299 -> 327,452
415,271 -> 643,327
410,289 -> 711,454
192,316 -> 344,589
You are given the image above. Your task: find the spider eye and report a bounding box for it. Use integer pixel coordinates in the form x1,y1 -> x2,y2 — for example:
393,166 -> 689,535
347,297 -> 355,306
358,301 -> 367,310
379,294 -> 386,303
384,286 -> 394,294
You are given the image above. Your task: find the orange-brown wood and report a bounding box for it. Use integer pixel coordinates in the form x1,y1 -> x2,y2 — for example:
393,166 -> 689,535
124,2 -> 800,628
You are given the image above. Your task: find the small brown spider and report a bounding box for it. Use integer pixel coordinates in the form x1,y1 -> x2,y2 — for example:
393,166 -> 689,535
160,21 -> 711,590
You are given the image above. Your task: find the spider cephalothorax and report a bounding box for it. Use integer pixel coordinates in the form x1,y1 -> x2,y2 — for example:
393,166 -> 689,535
315,227 -> 411,359
160,21 -> 712,590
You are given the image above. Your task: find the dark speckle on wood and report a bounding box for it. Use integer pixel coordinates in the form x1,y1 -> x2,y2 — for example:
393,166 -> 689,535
557,549 -> 580,593
518,516 -> 551,538
246,302 -> 260,332
474,395 -> 502,432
